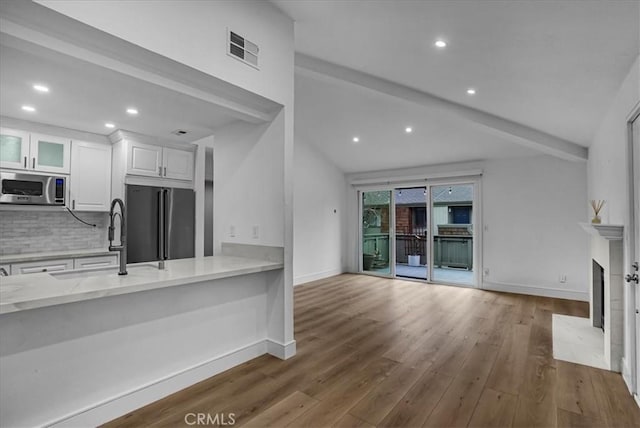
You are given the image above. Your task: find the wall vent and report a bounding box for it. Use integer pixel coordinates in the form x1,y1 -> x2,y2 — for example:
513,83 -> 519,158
227,29 -> 259,69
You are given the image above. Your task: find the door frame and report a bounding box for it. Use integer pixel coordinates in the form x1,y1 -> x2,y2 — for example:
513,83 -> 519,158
358,187 -> 397,278
426,177 -> 482,288
627,102 -> 640,402
356,175 -> 482,288
394,186 -> 430,282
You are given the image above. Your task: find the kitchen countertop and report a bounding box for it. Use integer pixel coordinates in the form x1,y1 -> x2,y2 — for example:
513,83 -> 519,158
0,255 -> 283,315
0,248 -> 115,264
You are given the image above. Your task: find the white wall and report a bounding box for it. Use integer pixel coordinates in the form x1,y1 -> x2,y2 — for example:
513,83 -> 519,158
211,115 -> 285,252
36,0 -> 294,107
346,155 -> 589,300
293,138 -> 347,285
588,55 -> 640,389
482,156 -> 588,299
0,273 -> 275,427
38,0 -> 296,349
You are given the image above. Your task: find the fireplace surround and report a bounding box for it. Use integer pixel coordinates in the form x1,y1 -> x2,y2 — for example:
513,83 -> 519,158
580,223 -> 624,371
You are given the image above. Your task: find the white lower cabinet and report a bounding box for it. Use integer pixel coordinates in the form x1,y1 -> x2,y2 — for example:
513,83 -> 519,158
11,259 -> 73,275
73,255 -> 118,269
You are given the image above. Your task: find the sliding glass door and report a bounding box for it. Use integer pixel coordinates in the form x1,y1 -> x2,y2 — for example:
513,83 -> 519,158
359,181 -> 477,287
431,184 -> 475,285
361,190 -> 392,275
395,187 -> 428,280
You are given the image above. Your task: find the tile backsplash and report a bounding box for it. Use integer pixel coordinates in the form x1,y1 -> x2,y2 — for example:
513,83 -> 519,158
0,211 -> 110,255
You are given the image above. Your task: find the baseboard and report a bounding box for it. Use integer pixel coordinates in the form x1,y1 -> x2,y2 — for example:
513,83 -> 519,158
622,357 -> 634,394
482,281 -> 589,301
267,339 -> 297,359
50,340 -> 268,427
294,268 -> 343,286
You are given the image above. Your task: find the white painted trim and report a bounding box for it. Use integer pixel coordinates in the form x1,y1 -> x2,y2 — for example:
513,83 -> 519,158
483,281 -> 589,301
294,268 -> 344,286
627,102 -> 640,398
349,170 -> 483,186
635,393 -> 640,409
48,340 -> 268,428
623,357 -> 634,393
266,339 -> 297,360
579,223 -> 624,240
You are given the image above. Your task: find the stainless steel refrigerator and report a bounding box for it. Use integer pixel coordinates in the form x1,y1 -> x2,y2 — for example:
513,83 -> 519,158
126,185 -> 195,263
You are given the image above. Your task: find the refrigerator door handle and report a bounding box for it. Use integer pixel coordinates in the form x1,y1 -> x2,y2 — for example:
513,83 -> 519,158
158,190 -> 165,260
164,189 -> 170,260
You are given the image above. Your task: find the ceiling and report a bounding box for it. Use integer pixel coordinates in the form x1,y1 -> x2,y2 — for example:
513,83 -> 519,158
0,40 -> 241,143
274,0 -> 640,173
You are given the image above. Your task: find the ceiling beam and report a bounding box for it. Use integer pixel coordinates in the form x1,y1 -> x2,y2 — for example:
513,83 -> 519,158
296,53 -> 588,162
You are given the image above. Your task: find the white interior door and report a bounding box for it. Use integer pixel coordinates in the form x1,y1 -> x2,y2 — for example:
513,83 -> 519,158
631,113 -> 640,397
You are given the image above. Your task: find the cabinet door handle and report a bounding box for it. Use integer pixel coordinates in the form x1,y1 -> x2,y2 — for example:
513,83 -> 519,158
23,156 -> 27,168
164,166 -> 167,176
158,166 -> 162,176
72,200 -> 75,210
32,157 -> 35,169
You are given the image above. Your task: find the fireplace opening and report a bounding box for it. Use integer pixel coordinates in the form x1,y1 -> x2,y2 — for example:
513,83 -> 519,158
592,259 -> 605,331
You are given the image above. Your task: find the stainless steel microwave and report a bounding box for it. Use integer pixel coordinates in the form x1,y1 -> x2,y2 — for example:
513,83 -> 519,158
0,172 -> 66,205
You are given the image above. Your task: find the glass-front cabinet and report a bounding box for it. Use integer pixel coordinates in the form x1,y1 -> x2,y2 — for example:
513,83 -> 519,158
0,128 -> 30,170
30,133 -> 71,174
0,128 -> 71,174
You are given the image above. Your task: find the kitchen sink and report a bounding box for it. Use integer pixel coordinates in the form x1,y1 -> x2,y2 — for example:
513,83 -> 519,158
51,264 -> 159,280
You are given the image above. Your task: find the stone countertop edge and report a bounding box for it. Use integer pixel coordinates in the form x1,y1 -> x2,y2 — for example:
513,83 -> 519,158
0,256 -> 283,315
0,248 -> 115,264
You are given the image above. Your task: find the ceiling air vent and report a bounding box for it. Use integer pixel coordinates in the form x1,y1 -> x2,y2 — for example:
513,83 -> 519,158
228,29 -> 259,69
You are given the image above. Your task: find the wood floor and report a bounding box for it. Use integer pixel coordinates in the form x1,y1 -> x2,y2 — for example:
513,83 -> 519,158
105,274 -> 640,427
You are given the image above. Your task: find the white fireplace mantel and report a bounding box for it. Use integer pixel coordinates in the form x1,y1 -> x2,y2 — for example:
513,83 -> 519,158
577,222 -> 624,372
579,223 -> 624,240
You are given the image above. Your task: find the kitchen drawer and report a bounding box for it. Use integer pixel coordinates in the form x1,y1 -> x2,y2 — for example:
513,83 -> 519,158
11,259 -> 73,275
73,255 -> 118,270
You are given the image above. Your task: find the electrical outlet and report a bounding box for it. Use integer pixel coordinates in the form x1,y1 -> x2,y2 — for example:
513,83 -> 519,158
229,225 -> 236,237
559,274 -> 567,283
252,225 -> 259,239
483,268 -> 490,276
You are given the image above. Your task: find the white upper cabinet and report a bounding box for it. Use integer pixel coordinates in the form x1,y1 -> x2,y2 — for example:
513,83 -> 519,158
127,141 -> 163,178
70,141 -> 112,211
163,147 -> 194,181
127,141 -> 193,181
0,128 -> 32,170
0,128 -> 71,174
30,133 -> 71,174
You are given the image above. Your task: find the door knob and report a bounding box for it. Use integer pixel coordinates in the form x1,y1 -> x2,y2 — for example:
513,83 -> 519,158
626,273 -> 639,284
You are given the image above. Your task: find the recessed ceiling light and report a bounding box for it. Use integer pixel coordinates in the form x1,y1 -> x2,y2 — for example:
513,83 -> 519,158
21,105 -> 36,112
126,107 -> 138,115
33,84 -> 49,93
405,127 -> 413,134
105,122 -> 115,129
467,88 -> 476,95
352,136 -> 360,143
434,39 -> 447,48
